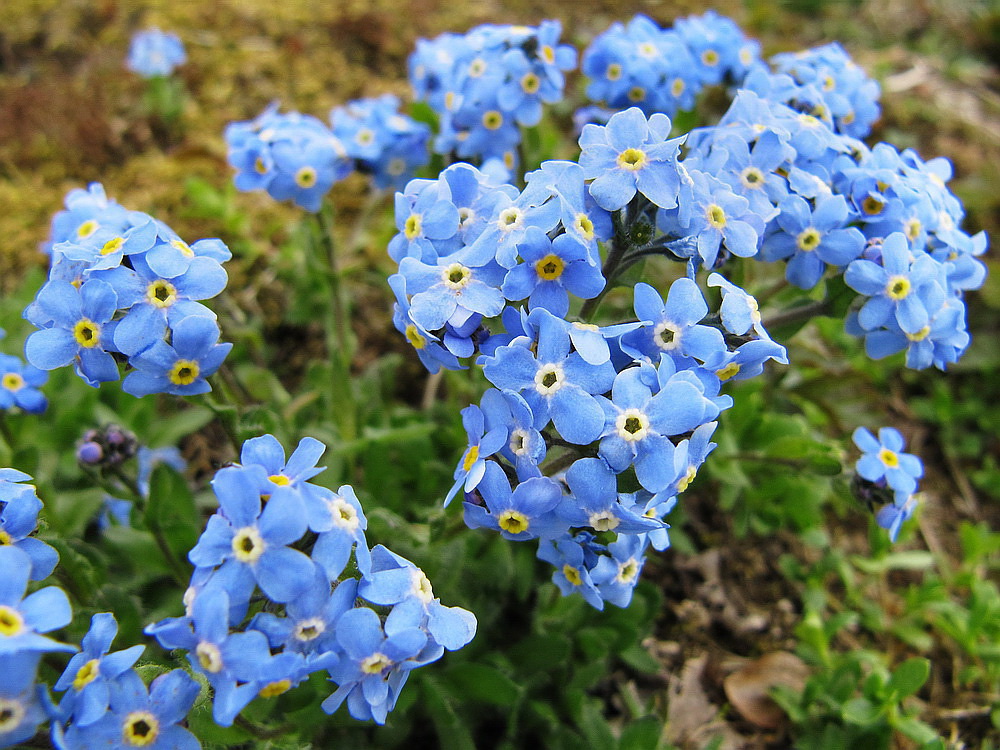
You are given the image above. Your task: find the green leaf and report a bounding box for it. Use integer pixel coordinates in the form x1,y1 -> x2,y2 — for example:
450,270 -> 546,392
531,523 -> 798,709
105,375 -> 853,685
892,715 -> 941,744
442,663 -> 521,707
420,675 -> 477,750
576,696 -> 615,750
145,405 -> 214,448
887,657 -> 930,699
842,697 -> 883,725
618,716 -> 664,750
850,551 -> 935,574
146,465 -> 200,564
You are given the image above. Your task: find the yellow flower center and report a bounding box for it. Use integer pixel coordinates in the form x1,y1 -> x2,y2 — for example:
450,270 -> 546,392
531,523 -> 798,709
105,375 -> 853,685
196,641 -> 224,673
168,359 -> 200,386
906,326 -> 931,342
563,565 -> 583,586
796,228 -> 822,252
76,219 -> 99,239
1,373 -> 24,392
404,324 -> 426,350
862,196 -> 884,216
606,63 -> 622,81
293,617 -> 325,642
627,86 -> 646,102
73,659 -> 101,691
0,531 -> 11,545
462,445 -> 480,474
231,527 -> 265,563
573,213 -> 595,241
100,237 -> 124,256
886,276 -> 911,300
0,606 -> 25,637
122,711 -> 159,747
171,239 -> 195,258
295,166 -> 317,189
404,213 -> 422,241
701,49 -> 720,66
534,365 -> 564,394
616,409 -> 648,442
617,148 -> 647,171
442,263 -> 471,290
589,510 -> 619,532
355,128 -> 374,146
905,218 -> 921,241
0,698 -> 24,732
146,279 -> 177,308
259,680 -> 292,698
617,557 -> 640,584
740,167 -> 765,189
706,204 -> 727,229
498,510 -> 529,535
468,58 -> 487,77
677,465 -> 698,493
670,78 -> 686,97
254,157 -> 268,174
73,319 -> 101,349
361,652 -> 393,675
878,448 -> 899,468
717,362 -> 741,381
521,72 -> 540,94
535,253 -> 565,281
540,45 -> 555,64
328,496 -> 360,531
482,110 -> 504,131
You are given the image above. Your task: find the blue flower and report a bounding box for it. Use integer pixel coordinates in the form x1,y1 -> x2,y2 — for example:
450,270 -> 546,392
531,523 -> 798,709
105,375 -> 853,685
844,232 -> 946,335
537,534 -> 604,610
763,194 -> 865,288
620,279 -> 725,364
853,426 -> 923,496
187,465 -> 312,603
62,669 -> 200,748
357,545 -> 477,652
579,107 -> 684,211
482,312 -> 615,445
322,606 -> 428,725
876,494 -> 918,543
25,279 -> 120,386
463,462 -> 565,541
145,589 -> 272,727
596,365 -> 714,492
0,354 -> 46,414
0,653 -> 47,748
0,479 -> 58,580
563,457 -> 664,534
122,315 -> 231,397
54,613 -> 145,726
0,546 -> 74,656
250,567 -> 358,656
398,254 -> 505,333
126,28 -> 186,78
310,484 -> 372,579
444,405 -> 507,507
591,534 -> 648,608
501,227 -> 606,317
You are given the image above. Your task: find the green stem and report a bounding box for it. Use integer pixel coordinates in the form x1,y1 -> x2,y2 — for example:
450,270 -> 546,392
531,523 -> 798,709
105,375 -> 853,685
314,203 -> 358,445
0,414 -> 15,454
762,298 -> 834,330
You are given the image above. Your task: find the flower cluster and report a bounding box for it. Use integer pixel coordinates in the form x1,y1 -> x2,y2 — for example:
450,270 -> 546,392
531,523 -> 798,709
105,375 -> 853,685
385,107 -> 787,609
227,97 -> 430,210
409,21 -> 576,170
682,73 -> 986,367
581,12 -> 759,119
330,94 -> 431,192
126,28 -> 187,79
852,427 -> 923,542
24,184 -> 232,395
745,42 -> 881,139
145,434 -> 476,726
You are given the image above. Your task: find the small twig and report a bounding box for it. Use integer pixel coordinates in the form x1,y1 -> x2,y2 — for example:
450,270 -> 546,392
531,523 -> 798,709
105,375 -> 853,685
421,370 -> 443,411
